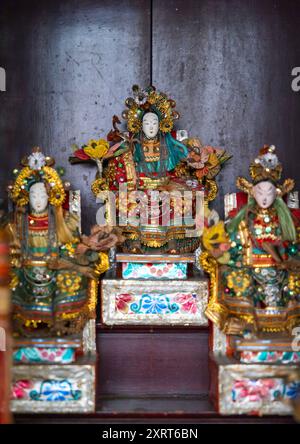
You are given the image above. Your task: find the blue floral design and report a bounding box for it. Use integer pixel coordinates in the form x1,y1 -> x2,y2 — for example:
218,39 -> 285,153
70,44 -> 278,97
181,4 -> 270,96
130,294 -> 179,314
142,295 -> 168,314
30,379 -> 82,402
286,381 -> 300,400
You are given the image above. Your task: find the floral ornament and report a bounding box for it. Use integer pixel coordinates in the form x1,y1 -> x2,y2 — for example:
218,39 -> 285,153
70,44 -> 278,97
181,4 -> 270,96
237,145 -> 295,196
116,293 -> 134,313
62,240 -> 79,258
186,138 -> 231,181
29,380 -> 81,401
232,379 -> 278,403
159,119 -> 173,133
12,380 -> 32,399
13,347 -> 75,364
123,85 -> 178,134
258,151 -> 279,169
250,145 -> 282,183
288,272 -> 300,295
175,293 -> 198,314
10,149 -> 66,207
239,351 -> 300,364
28,151 -> 46,170
286,381 -> 300,399
94,252 -> 110,276
56,271 -> 82,294
130,294 -> 176,314
127,108 -> 143,133
91,178 -> 110,196
132,85 -> 149,105
9,271 -> 19,291
42,166 -> 66,207
140,295 -> 168,314
70,137 -> 123,195
83,139 -> 109,160
202,221 -> 231,263
205,207 -> 220,227
225,269 -> 253,297
71,139 -> 117,163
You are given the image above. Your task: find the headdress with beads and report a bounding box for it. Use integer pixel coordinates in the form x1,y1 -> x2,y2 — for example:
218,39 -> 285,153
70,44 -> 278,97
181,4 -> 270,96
236,145 -> 294,196
122,85 -> 180,134
9,147 -> 66,207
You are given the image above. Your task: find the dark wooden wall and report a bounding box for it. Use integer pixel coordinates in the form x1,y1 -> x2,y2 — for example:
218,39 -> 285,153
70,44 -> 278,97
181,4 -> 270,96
0,0 -> 151,230
1,0 -> 300,221
153,0 -> 300,214
1,0 -> 300,417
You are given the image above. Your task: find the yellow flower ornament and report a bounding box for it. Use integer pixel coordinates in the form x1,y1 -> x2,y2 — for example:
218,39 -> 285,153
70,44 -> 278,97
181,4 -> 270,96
202,221 -> 231,264
202,221 -> 230,252
83,139 -> 109,159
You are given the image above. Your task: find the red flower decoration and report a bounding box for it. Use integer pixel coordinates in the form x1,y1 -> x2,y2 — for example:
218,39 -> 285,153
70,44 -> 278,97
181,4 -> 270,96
175,294 -> 198,314
116,294 -> 133,313
73,149 -> 90,160
11,380 -> 32,400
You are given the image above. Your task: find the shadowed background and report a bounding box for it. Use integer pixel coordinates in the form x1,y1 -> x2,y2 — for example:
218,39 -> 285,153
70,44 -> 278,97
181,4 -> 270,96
0,0 -> 299,419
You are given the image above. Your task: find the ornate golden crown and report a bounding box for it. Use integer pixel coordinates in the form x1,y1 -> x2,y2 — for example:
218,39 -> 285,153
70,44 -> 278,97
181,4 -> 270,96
121,85 -> 180,134
249,145 -> 282,183
237,145 -> 294,195
9,147 -> 66,207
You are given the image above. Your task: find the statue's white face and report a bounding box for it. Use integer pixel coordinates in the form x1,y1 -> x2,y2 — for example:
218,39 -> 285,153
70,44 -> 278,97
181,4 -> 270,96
142,112 -> 159,139
29,182 -> 49,213
252,181 -> 277,209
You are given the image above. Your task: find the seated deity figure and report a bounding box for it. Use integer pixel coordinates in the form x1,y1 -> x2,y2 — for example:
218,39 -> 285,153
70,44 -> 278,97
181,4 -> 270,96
70,85 -> 230,254
201,146 -> 300,336
104,89 -> 189,191
7,148 -> 121,336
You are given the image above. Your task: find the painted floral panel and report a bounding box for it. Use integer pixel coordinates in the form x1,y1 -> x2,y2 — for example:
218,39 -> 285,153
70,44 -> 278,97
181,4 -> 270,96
12,379 -> 82,402
240,351 -> 300,364
232,378 -> 300,407
102,279 -> 208,326
117,292 -> 202,315
122,262 -> 187,280
13,347 -> 75,364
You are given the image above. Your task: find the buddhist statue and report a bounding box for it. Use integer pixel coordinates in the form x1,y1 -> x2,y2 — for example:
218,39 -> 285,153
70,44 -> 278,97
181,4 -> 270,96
201,145 -> 300,415
70,85 -> 231,254
201,145 -> 300,335
6,148 -> 121,337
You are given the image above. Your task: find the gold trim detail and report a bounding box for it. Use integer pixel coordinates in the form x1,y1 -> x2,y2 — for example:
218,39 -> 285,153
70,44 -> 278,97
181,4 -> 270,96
94,252 -> 110,277
206,179 -> 218,202
11,164 -> 66,207
200,251 -> 228,328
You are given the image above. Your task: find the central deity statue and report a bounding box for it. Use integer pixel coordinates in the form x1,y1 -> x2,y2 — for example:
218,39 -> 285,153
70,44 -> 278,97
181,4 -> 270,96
105,86 -> 189,190
70,85 -> 230,254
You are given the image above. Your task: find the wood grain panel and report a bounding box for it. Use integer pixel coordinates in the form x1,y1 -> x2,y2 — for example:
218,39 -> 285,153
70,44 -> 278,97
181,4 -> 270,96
153,0 -> 300,215
0,0 -> 150,231
97,331 -> 209,396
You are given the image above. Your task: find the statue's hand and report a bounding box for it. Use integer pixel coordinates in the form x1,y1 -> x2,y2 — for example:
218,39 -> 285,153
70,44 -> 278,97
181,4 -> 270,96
261,242 -> 283,263
277,258 -> 300,271
76,226 -> 125,254
47,257 -> 70,270
75,265 -> 97,280
157,181 -> 189,192
47,257 -> 97,279
89,233 -> 120,251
